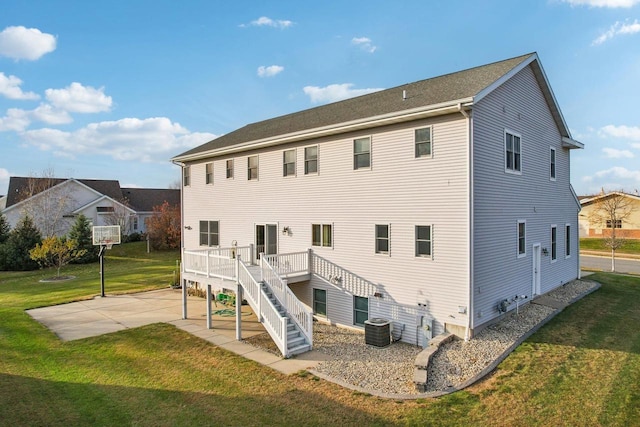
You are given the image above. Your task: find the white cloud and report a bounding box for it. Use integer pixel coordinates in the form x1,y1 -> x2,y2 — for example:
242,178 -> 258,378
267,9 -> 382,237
0,26 -> 56,60
45,82 -> 112,113
0,72 -> 39,100
21,117 -> 217,162
241,16 -> 293,29
257,65 -> 284,77
31,103 -> 73,125
0,167 -> 10,195
594,166 -> 640,181
600,124 -> 640,141
303,83 -> 384,104
0,108 -> 30,132
563,0 -> 640,7
592,19 -> 640,45
351,37 -> 377,53
602,147 -> 635,158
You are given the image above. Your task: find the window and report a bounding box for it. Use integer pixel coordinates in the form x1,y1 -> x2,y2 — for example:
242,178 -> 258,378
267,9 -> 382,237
375,224 -> 389,254
133,216 -> 138,231
312,224 -> 332,247
248,156 -> 258,180
551,225 -> 557,261
415,127 -> 432,158
226,159 -> 234,179
199,220 -> 219,246
518,220 -> 526,257
313,289 -> 327,317
415,225 -> 432,257
354,137 -> 371,170
305,146 -> 318,174
183,165 -> 190,186
606,219 -> 622,228
550,147 -> 556,180
505,131 -> 521,173
565,224 -> 571,258
97,206 -> 115,214
205,163 -> 213,185
354,296 -> 368,326
283,149 -> 296,177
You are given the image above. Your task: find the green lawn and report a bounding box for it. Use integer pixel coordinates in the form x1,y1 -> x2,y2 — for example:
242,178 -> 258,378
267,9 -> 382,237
1,246 -> 639,426
581,238 -> 640,254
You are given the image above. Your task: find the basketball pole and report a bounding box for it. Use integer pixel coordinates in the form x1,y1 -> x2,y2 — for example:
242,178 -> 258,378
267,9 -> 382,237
99,245 -> 106,297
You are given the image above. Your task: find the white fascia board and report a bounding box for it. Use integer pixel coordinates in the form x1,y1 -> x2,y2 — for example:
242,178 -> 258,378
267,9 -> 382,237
172,97 -> 474,163
73,195 -> 136,214
562,137 -> 584,149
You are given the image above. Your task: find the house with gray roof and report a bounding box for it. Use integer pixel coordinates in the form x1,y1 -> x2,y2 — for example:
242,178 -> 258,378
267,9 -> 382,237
2,176 -> 179,237
172,53 -> 583,357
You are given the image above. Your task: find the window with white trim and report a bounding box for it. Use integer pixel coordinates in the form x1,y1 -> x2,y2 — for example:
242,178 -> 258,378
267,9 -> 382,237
199,220 -> 219,246
518,220 -> 526,257
248,156 -> 258,180
415,127 -> 432,158
505,131 -> 521,173
183,165 -> 190,186
133,216 -> 138,231
312,224 -> 332,247
313,288 -> 327,317
283,149 -> 296,177
354,137 -> 371,170
305,146 -> 318,174
551,225 -> 557,261
375,224 -> 389,254
565,224 -> 571,258
550,147 -> 556,180
205,163 -> 213,185
226,159 -> 234,179
415,225 -> 432,257
606,219 -> 622,228
354,296 -> 368,326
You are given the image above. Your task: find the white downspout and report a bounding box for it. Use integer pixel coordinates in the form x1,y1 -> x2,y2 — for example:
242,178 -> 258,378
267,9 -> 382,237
458,104 -> 473,341
172,160 -> 188,320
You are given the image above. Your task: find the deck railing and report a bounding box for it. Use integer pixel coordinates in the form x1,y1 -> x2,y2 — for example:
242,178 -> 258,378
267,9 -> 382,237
312,253 -> 378,297
263,251 -> 308,276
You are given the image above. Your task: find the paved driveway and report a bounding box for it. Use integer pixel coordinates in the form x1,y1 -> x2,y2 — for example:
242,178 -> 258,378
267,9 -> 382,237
581,254 -> 640,275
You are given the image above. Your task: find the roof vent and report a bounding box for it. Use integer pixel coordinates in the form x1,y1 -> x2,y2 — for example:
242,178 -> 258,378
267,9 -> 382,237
402,90 -> 407,100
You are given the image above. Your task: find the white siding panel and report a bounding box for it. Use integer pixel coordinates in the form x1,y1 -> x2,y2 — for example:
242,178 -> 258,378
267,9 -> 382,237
472,65 -> 580,329
182,115 -> 471,337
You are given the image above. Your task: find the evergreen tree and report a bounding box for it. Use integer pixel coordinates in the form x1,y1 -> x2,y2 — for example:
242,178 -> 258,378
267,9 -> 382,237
0,212 -> 10,244
2,215 -> 42,271
68,214 -> 99,263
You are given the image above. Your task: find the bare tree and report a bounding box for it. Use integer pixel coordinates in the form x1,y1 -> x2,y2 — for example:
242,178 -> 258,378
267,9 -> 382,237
18,169 -> 76,238
586,191 -> 635,272
102,197 -> 135,238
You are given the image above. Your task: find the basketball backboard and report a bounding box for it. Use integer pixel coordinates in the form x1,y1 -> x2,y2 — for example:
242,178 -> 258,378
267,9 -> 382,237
92,225 -> 121,247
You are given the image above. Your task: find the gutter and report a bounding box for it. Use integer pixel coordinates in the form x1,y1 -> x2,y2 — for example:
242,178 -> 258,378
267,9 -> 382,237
172,97 -> 474,163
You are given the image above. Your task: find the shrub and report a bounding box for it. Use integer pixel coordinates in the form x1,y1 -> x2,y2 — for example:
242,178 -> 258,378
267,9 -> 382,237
0,215 -> 42,271
68,214 -> 99,264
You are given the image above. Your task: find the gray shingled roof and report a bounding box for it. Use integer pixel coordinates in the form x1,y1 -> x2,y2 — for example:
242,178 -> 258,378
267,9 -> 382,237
122,188 -> 180,212
4,177 -> 179,211
175,53 -> 533,159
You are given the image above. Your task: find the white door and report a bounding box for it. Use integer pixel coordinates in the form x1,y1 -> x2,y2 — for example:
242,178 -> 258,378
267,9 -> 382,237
532,244 -> 541,296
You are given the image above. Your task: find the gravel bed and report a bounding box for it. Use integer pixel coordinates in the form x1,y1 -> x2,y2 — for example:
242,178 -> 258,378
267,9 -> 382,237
245,279 -> 598,396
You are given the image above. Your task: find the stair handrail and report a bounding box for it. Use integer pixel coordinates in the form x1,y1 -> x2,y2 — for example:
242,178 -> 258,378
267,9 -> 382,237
261,256 -> 313,347
311,253 -> 378,297
237,259 -> 288,356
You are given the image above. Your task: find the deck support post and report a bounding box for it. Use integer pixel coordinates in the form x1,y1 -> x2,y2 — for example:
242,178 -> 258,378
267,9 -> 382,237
236,282 -> 243,341
206,284 -> 212,329
181,278 -> 187,319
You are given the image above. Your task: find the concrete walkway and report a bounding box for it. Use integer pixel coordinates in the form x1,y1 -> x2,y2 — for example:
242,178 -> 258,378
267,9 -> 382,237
26,288 -> 328,375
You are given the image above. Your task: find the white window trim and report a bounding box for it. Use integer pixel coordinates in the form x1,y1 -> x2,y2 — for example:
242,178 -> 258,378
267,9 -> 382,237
313,288 -> 327,318
517,219 -> 526,258
183,165 -> 191,187
550,224 -> 558,263
375,223 -> 390,256
205,162 -> 214,185
550,147 -> 556,181
354,135 -> 372,171
283,148 -> 297,178
414,126 -> 433,159
565,223 -> 571,259
311,223 -> 334,248
415,224 -> 434,259
199,220 -> 220,247
504,129 -> 522,175
304,145 -> 319,175
226,159 -> 234,180
248,155 -> 259,181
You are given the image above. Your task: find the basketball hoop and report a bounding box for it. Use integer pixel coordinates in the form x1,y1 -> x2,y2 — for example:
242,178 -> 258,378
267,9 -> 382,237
105,240 -> 113,250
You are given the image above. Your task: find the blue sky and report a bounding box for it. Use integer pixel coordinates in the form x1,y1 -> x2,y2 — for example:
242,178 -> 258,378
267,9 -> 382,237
1,0 -> 639,196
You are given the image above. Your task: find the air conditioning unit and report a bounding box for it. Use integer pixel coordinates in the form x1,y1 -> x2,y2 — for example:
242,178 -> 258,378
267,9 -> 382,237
364,318 -> 391,347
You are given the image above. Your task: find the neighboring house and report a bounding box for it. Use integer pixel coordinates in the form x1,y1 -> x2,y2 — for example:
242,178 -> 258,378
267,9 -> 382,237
2,177 -> 179,237
579,191 -> 640,239
172,52 -> 583,357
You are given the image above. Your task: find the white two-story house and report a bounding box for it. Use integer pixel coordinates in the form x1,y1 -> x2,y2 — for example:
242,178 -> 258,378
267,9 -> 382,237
172,53 -> 583,357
